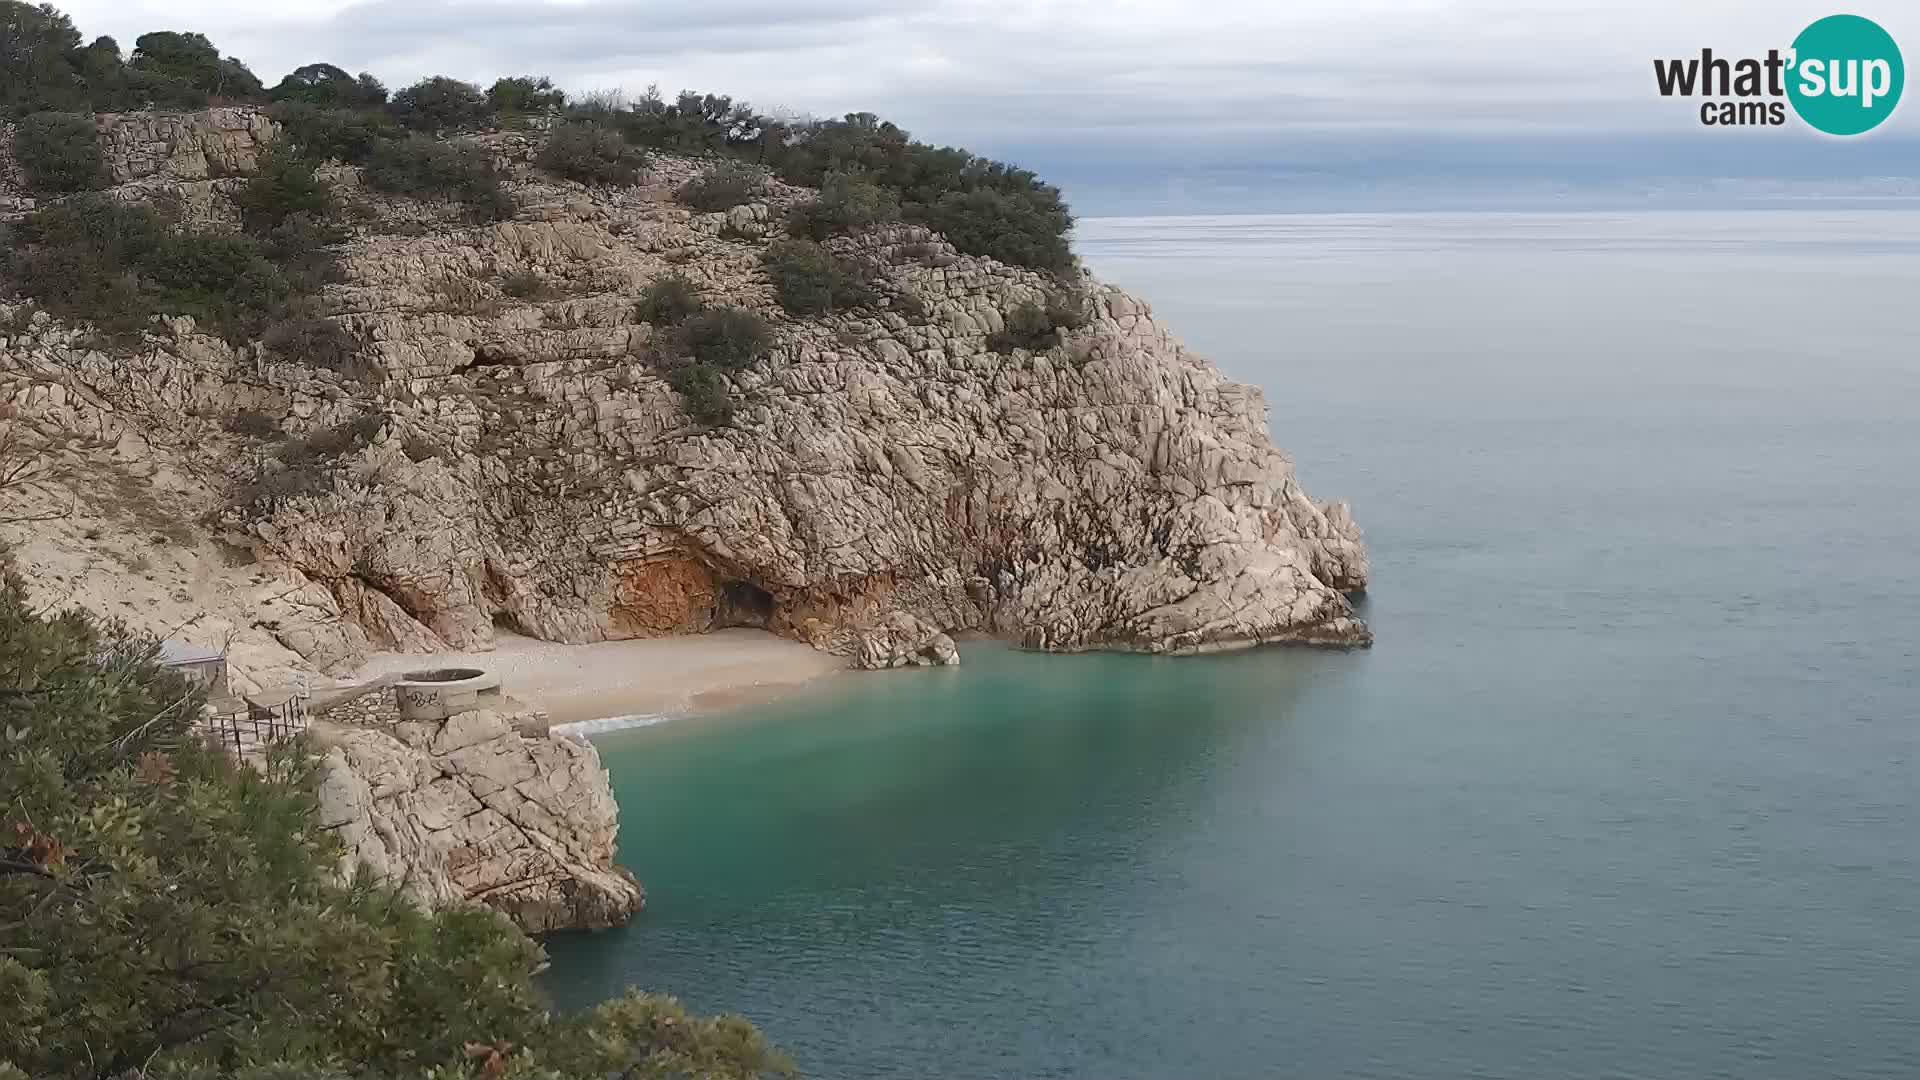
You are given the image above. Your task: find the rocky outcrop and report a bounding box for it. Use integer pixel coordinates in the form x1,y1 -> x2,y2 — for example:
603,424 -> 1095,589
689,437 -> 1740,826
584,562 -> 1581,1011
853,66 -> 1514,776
0,121 -> 32,218
95,107 -> 277,184
1,110 -> 1370,682
239,194 -> 1370,658
854,611 -> 961,670
313,707 -> 643,933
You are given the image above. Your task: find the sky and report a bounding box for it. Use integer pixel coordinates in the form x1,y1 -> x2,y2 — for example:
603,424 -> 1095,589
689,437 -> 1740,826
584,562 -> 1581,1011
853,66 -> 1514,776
50,0 -> 1920,214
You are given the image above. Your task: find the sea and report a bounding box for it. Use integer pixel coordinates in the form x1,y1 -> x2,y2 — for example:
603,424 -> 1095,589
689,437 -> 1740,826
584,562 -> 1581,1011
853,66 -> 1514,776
543,210 -> 1920,1080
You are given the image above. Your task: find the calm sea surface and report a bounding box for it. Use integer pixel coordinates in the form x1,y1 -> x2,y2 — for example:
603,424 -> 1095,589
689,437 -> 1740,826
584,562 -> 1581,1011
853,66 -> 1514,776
545,211 -> 1920,1079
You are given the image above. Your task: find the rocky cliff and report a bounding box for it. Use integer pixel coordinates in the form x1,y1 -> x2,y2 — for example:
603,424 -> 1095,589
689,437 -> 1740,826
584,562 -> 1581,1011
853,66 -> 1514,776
0,108 -> 1369,685
313,706 -> 643,933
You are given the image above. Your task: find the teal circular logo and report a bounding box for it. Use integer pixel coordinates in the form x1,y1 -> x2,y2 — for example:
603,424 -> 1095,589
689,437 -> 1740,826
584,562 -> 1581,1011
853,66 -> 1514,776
1787,14 -> 1904,135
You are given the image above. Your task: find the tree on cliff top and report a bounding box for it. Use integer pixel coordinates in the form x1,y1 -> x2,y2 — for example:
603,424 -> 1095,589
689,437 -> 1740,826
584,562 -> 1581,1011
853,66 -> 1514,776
130,31 -> 265,104
0,1 -> 87,115
269,62 -> 388,109
0,567 -> 793,1079
489,74 -> 566,116
391,75 -> 493,132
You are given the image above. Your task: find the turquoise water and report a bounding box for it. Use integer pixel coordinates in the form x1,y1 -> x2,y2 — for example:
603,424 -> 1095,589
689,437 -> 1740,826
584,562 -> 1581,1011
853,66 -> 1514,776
546,212 -> 1920,1079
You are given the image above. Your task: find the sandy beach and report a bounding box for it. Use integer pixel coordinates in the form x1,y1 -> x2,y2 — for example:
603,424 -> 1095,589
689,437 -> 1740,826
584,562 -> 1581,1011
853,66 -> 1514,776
352,629 -> 847,726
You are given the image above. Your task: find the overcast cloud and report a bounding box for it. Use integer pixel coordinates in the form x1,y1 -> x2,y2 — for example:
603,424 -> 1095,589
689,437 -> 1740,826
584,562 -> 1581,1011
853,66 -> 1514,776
49,0 -> 1920,212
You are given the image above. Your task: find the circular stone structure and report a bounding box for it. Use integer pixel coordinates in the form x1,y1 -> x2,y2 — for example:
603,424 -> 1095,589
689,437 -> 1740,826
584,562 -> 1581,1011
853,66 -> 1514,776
393,667 -> 503,720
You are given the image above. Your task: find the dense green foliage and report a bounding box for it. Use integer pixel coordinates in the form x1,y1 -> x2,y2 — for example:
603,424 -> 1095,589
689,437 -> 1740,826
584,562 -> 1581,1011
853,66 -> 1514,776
488,75 -> 565,116
679,307 -> 772,370
268,63 -> 387,109
5,0 -> 1073,273
232,143 -> 333,232
261,309 -> 359,371
499,270 -> 552,300
0,2 -> 91,114
0,4 -> 264,115
265,100 -> 509,218
788,172 -> 900,241
630,275 -> 766,426
615,89 -> 767,157
130,31 -> 264,102
536,121 -> 646,186
4,196 -> 288,340
677,161 -> 766,212
0,570 -> 794,1079
4,127 -> 343,346
667,363 -> 735,427
908,187 -> 1075,275
584,97 -> 1075,274
390,76 -> 491,132
12,110 -> 101,192
635,272 -> 704,324
363,135 -> 513,220
763,239 -> 878,315
266,101 -> 400,163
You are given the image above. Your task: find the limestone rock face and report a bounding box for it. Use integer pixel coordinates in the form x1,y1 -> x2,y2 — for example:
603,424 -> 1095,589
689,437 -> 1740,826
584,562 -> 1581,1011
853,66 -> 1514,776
234,198 -> 1372,658
95,107 -> 278,184
313,708 -> 643,933
855,611 -> 961,670
1,115 -> 1371,683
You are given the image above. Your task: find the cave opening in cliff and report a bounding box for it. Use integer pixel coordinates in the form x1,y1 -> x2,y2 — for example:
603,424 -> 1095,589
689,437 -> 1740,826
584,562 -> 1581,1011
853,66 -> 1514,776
715,580 -> 776,629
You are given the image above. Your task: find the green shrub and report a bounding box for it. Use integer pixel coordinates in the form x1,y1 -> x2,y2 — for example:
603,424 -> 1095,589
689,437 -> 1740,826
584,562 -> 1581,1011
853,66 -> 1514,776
389,76 -> 492,132
789,172 -> 899,240
13,111 -> 102,192
280,413 -> 383,467
267,102 -> 398,163
888,287 -> 928,319
258,211 -> 346,291
402,435 -> 442,462
635,272 -> 704,324
679,306 -> 771,370
140,229 -> 289,340
908,187 -> 1076,275
223,409 -> 278,437
262,311 -> 358,371
6,195 -> 288,338
986,288 -> 1091,354
363,135 -> 512,220
678,161 -> 766,212
499,270 -> 552,300
765,109 -> 1075,274
615,89 -> 760,156
488,74 -> 565,115
232,458 -> 332,504
763,238 -> 877,315
4,194 -> 326,344
668,363 -> 734,426
425,274 -> 500,316
7,198 -> 164,335
232,142 -> 332,232
536,121 -> 646,186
